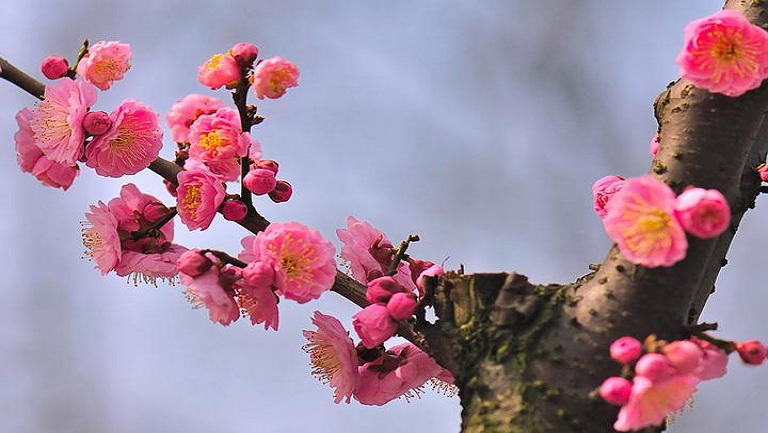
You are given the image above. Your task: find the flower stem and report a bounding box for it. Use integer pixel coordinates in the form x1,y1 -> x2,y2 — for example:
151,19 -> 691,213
129,207 -> 178,240
387,234 -> 420,276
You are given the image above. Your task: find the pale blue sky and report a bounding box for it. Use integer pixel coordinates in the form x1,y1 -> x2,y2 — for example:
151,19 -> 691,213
2,1 -> 765,432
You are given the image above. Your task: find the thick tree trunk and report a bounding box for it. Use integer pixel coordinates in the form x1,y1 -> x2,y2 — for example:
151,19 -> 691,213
412,1 -> 768,432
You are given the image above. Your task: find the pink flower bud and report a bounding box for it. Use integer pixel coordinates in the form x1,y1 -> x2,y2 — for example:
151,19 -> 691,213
164,179 -> 178,197
242,261 -> 275,288
758,163 -> 768,182
416,264 -> 445,292
736,339 -> 767,365
366,276 -> 409,304
662,340 -> 703,374
353,303 -> 398,349
243,167 -> 277,195
142,201 -> 170,223
176,249 -> 213,277
40,55 -> 69,79
609,336 -> 642,364
599,376 -> 632,405
221,199 -> 248,221
386,292 -> 418,321
269,180 -> 293,203
649,134 -> 660,157
674,187 -> 731,239
253,159 -> 279,174
229,42 -> 259,67
82,110 -> 112,136
591,175 -> 625,219
634,353 -> 675,383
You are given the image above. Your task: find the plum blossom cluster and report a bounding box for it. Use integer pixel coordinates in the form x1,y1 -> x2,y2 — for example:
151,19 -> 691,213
677,9 -> 768,97
197,42 -> 299,99
15,41 -> 163,189
176,221 -> 336,328
303,311 -> 456,405
337,217 -> 445,348
592,175 -> 731,267
600,334 -> 766,431
82,183 -> 187,285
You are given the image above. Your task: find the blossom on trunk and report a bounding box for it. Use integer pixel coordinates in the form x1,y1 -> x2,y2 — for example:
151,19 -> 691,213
674,187 -> 731,238
302,311 -> 359,403
336,216 -> 395,283
239,222 -> 336,303
76,41 -> 132,90
85,99 -> 163,177
352,303 -> 398,349
181,265 -> 240,326
677,9 -> 768,97
602,175 -> 687,267
28,79 -> 97,166
613,375 -> 698,432
591,175 -> 625,219
15,107 -> 79,190
166,94 -> 227,143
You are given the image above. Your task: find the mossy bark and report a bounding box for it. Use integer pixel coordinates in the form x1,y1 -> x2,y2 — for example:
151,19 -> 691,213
411,2 -> 768,432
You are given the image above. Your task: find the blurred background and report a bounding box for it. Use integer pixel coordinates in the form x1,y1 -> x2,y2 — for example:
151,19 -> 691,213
1,1 -> 765,432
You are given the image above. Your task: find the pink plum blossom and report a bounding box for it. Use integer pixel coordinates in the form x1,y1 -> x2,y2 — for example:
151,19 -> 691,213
40,55 -> 69,79
166,94 -> 226,143
76,41 -> 132,90
416,264 -> 445,293
613,375 -> 698,432
386,292 -> 418,321
353,343 -> 454,406
29,79 -> 97,166
677,9 -> 768,97
634,353 -> 676,383
82,201 -> 121,274
366,276 -> 411,304
239,221 -> 337,303
674,187 -> 731,238
181,265 -> 240,326
336,216 -> 395,283
691,337 -> 729,381
758,163 -> 768,182
82,184 -> 186,284
250,56 -> 299,99
14,107 -> 79,190
221,199 -> 248,221
198,51 -> 241,89
302,311 -> 359,403
237,279 -> 279,330
603,175 -> 688,267
353,303 -> 398,349
241,261 -> 275,288
662,340 -> 704,374
176,162 -> 226,231
591,175 -> 625,219
188,107 -> 250,162
85,100 -> 163,177
610,336 -> 643,364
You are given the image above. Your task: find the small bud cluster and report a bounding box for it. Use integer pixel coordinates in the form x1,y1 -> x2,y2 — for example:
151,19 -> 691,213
600,333 -> 766,431
591,175 -> 730,267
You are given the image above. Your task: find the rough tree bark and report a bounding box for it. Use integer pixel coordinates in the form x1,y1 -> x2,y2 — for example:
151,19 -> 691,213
409,1 -> 768,432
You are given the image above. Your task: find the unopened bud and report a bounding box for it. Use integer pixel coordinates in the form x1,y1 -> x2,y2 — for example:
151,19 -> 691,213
386,292 -> 418,321
176,249 -> 213,277
243,167 -> 277,195
221,199 -> 248,221
366,276 -> 407,304
661,340 -> 702,374
736,339 -> 767,365
82,111 -> 112,136
242,261 -> 275,287
229,42 -> 259,67
609,336 -> 643,364
142,202 -> 170,222
253,159 -> 279,174
599,377 -> 632,405
269,180 -> 293,203
41,55 -> 69,79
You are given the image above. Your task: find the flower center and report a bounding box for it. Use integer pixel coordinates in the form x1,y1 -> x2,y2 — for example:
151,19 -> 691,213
182,184 -> 202,220
198,130 -> 230,154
